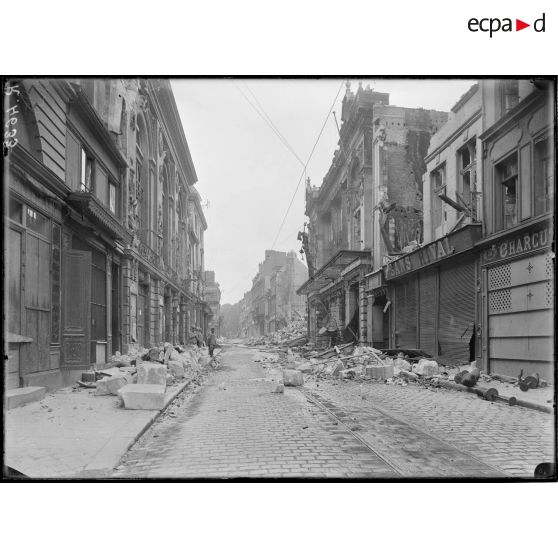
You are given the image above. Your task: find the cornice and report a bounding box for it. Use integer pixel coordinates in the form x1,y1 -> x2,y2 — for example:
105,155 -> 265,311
9,144 -> 69,200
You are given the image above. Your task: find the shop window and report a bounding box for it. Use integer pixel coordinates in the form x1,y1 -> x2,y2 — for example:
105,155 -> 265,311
496,154 -> 519,230
501,80 -> 519,114
534,138 -> 554,216
26,207 -> 50,238
431,164 -> 446,233
80,147 -> 94,192
457,140 -> 476,214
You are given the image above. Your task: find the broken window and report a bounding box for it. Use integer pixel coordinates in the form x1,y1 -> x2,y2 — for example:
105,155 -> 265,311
457,140 -> 476,215
80,148 -> 94,192
430,164 -> 446,234
497,154 -> 519,230
534,138 -> 553,216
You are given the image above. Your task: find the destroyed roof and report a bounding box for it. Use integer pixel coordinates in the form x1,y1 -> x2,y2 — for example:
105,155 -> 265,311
297,250 -> 370,295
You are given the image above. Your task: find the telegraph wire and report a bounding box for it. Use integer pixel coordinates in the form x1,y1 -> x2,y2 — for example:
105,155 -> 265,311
270,80 -> 344,250
241,80 -> 306,167
234,82 -> 305,167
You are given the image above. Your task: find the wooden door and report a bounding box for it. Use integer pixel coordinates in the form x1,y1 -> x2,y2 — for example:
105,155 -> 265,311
62,250 -> 91,367
20,232 -> 51,374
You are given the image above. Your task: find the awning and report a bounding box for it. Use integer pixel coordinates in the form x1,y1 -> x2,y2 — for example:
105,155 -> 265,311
297,250 -> 370,296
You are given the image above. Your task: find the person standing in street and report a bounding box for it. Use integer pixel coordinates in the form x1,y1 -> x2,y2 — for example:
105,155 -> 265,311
207,328 -> 217,357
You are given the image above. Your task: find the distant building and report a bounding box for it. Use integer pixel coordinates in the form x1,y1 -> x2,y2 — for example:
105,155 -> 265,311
237,250 -> 307,338
204,271 -> 221,336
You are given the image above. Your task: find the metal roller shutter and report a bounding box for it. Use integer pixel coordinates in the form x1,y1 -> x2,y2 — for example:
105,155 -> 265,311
438,260 -> 475,364
418,270 -> 437,356
394,279 -> 417,348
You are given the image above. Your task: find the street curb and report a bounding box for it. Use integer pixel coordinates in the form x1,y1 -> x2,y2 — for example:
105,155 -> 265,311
434,379 -> 554,414
80,377 -> 194,477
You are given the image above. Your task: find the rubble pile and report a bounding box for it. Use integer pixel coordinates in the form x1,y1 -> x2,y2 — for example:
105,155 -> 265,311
266,316 -> 308,346
75,342 -> 220,410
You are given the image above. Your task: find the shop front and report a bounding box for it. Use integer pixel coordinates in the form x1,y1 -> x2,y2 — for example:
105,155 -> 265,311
384,224 -> 482,365
479,218 -> 554,382
297,250 -> 371,346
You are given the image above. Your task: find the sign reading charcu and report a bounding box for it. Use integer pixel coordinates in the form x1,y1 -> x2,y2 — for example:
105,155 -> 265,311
482,226 -> 551,264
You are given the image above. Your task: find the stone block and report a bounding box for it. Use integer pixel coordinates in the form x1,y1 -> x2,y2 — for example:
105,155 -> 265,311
118,384 -> 166,410
283,369 -> 304,387
95,368 -> 132,395
364,364 -> 394,380
271,383 -> 284,394
136,362 -> 167,386
415,359 -> 439,377
167,361 -> 185,379
5,386 -> 46,410
296,363 -> 313,373
394,358 -> 411,371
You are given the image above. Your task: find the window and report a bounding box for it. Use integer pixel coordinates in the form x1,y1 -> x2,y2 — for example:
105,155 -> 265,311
109,181 -> 117,214
9,198 -> 23,223
501,80 -> 519,114
457,140 -> 476,214
534,138 -> 553,215
80,148 -> 94,192
26,207 -> 50,237
431,164 -> 446,232
496,154 -> 519,230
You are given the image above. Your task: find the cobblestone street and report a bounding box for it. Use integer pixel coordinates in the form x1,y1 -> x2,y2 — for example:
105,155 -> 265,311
113,345 -> 554,478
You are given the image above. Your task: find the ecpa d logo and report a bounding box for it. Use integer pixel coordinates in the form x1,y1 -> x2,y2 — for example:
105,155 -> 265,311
468,13 -> 546,37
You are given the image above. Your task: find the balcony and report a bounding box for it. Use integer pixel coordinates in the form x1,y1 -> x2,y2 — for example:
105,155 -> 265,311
66,191 -> 131,242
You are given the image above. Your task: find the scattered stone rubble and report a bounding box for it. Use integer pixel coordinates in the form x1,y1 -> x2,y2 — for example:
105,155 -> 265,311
74,342 -> 222,411
252,342 -> 551,407
246,316 -> 308,347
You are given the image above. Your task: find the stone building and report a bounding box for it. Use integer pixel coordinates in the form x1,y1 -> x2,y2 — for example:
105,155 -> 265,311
267,251 -> 307,333
204,271 -> 222,336
477,79 -> 554,381
4,78 -> 207,391
298,82 -> 447,347
235,250 -> 307,338
380,79 -> 554,380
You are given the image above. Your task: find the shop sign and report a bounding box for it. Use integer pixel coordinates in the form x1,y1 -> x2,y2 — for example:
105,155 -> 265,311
482,226 -> 551,264
385,236 -> 455,279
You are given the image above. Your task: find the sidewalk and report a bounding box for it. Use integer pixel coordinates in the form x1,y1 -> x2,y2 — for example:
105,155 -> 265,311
4,378 -> 193,479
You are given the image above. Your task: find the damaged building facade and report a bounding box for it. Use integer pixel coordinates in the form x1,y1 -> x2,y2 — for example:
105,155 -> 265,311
381,79 -> 555,381
238,250 -> 307,337
298,82 -> 447,347
5,78 -> 208,391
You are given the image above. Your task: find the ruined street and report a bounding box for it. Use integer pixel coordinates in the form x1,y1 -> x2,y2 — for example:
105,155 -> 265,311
112,344 -> 554,479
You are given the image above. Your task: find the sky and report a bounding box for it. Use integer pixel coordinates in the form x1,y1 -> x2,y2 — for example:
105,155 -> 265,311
171,79 -> 477,305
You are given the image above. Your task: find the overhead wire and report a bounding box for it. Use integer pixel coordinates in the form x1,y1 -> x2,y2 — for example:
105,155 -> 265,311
241,80 -> 306,168
234,82 -> 305,167
270,80 -> 344,250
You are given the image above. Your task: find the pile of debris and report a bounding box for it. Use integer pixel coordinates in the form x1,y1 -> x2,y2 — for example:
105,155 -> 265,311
266,316 -> 308,347
75,342 -> 219,410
